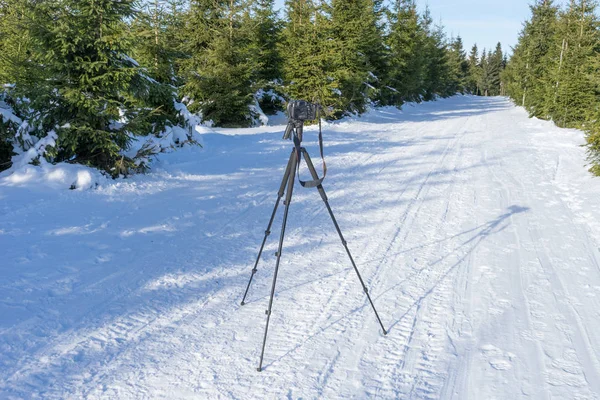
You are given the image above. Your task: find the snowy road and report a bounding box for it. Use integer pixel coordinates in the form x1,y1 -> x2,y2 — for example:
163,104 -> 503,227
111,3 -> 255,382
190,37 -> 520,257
1,96 -> 600,399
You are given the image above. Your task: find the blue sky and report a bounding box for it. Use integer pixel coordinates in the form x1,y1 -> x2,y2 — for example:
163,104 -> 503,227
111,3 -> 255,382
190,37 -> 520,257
274,0 -> 572,57
416,0 -> 569,55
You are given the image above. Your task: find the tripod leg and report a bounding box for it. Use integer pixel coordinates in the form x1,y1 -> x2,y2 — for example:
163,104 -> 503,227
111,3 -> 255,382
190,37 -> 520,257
301,148 -> 387,335
257,150 -> 298,372
241,150 -> 296,306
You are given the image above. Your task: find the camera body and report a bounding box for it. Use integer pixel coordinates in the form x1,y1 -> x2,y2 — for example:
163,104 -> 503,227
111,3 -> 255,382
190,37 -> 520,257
283,100 -> 320,141
287,100 -> 318,121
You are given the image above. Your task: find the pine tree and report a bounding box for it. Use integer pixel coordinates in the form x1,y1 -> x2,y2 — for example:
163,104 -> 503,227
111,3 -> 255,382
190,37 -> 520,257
327,0 -> 386,114
131,0 -> 187,85
467,44 -> 481,94
246,0 -> 284,115
23,0 -> 154,175
502,0 -> 558,115
280,0 -> 338,112
447,36 -> 469,94
549,0 -> 599,128
384,0 -> 426,105
129,0 -> 187,136
181,0 -> 256,127
487,42 -> 504,95
422,13 -> 451,101
249,0 -> 283,86
479,49 -> 491,96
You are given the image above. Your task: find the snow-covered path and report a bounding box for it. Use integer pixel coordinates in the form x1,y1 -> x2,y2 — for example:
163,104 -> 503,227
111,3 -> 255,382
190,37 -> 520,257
1,96 -> 600,399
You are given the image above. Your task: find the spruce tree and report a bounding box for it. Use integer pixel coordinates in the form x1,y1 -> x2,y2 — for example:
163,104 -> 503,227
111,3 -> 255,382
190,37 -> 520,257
487,43 -> 504,95
447,36 -> 469,94
549,0 -> 599,128
280,0 -> 338,112
478,50 -> 492,96
422,13 -> 451,101
129,0 -> 187,135
247,0 -> 284,115
181,0 -> 256,127
503,0 -> 558,115
249,0 -> 283,86
24,0 -> 152,175
328,0 -> 385,114
131,0 -> 187,85
467,44 -> 481,94
384,0 -> 426,105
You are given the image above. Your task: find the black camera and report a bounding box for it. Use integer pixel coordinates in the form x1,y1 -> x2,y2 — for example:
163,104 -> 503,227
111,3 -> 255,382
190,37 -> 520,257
287,100 -> 318,121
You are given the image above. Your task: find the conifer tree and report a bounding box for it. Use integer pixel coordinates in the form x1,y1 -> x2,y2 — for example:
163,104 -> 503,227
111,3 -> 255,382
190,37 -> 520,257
467,44 -> 481,94
502,0 -> 558,115
129,0 -> 187,135
280,0 -> 338,112
246,0 -> 284,114
181,0 -> 256,127
384,0 -> 426,105
478,50 -> 492,96
549,0 -> 599,128
24,0 -> 153,175
249,0 -> 283,86
487,43 -> 504,95
131,0 -> 187,85
328,0 -> 386,114
447,36 -> 469,94
422,13 -> 451,101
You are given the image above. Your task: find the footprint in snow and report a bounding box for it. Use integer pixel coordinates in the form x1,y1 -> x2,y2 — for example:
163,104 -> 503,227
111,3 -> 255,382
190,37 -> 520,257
480,344 -> 515,371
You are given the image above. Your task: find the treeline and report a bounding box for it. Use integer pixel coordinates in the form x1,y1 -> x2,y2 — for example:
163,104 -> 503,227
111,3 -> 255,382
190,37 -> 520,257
502,0 -> 600,176
0,0 -> 502,176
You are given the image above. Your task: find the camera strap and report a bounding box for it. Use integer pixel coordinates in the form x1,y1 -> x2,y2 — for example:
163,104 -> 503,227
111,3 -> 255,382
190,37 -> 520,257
293,108 -> 327,188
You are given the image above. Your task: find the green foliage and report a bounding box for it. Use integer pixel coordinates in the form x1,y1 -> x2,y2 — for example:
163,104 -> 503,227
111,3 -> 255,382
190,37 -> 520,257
279,0 -> 339,114
130,1 -> 187,134
586,122 -> 600,175
327,0 -> 385,115
0,107 -> 18,172
504,0 -> 600,174
467,44 -> 481,94
23,0 -> 151,175
383,0 -> 426,105
131,0 -> 187,85
473,44 -> 505,97
446,36 -> 469,94
421,14 -> 452,101
249,0 -> 283,86
181,0 -> 256,127
247,0 -> 285,115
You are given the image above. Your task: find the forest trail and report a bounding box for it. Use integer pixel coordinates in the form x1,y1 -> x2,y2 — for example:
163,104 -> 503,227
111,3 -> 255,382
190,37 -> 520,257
1,96 -> 600,399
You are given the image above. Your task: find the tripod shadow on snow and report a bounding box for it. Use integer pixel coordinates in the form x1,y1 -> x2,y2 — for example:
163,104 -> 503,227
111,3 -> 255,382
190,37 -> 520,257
383,205 -> 530,333
259,205 -> 530,370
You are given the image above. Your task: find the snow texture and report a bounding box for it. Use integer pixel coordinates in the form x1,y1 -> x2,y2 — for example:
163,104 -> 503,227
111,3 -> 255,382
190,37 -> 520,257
1,96 -> 600,399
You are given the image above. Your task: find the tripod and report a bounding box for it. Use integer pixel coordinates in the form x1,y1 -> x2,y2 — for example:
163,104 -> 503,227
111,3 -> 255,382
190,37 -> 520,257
240,128 -> 387,372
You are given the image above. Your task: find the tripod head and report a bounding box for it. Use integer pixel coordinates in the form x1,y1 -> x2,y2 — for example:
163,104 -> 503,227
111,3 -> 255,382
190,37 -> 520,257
280,99 -> 327,189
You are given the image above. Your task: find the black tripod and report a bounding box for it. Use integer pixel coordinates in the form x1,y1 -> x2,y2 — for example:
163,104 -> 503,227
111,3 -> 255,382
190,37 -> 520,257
240,121 -> 387,372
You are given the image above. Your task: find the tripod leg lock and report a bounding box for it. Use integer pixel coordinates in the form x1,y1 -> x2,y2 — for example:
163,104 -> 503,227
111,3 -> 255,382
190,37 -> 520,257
265,230 -> 271,236
265,310 -> 271,315
275,251 -> 280,257
363,288 -> 369,294
342,239 -> 347,246
252,268 -> 257,274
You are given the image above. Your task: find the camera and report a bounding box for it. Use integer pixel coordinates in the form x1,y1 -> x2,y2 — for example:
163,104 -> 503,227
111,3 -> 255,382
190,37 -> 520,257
287,100 -> 318,121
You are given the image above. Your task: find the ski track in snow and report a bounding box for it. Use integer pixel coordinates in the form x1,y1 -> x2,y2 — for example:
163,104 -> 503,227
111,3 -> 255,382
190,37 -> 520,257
1,96 -> 600,399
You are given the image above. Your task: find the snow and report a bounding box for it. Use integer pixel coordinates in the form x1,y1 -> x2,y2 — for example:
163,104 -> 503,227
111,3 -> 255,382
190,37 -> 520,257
1,96 -> 600,399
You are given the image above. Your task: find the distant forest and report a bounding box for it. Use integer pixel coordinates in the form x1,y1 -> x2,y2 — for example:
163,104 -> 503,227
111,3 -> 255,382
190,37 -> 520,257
0,0 -> 505,176
503,0 -> 600,176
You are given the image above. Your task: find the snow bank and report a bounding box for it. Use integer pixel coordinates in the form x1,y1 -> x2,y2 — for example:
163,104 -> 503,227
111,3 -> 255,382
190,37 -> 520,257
0,162 -> 107,190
